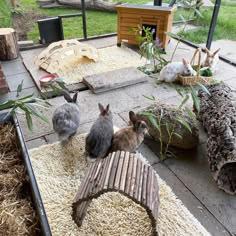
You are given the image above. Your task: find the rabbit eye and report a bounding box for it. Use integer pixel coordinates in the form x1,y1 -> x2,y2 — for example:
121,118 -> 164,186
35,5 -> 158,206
141,123 -> 147,129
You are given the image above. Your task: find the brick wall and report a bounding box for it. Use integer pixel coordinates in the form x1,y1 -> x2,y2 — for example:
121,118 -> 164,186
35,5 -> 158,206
0,64 -> 10,94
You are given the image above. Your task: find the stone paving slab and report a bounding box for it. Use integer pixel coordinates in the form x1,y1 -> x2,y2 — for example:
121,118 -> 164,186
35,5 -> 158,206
152,162 -> 230,236
0,86 -> 39,104
163,143 -> 236,235
224,77 -> 236,89
83,67 -> 148,94
1,57 -> 26,76
6,72 -> 36,92
17,89 -> 134,141
44,113 -> 128,144
26,137 -> 47,150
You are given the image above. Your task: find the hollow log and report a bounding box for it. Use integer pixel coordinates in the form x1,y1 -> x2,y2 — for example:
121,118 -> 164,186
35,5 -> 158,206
198,82 -> 236,195
72,151 -> 160,235
0,28 -> 19,61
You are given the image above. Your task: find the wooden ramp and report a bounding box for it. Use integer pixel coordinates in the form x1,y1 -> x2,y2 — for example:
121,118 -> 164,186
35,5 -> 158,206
83,67 -> 148,94
72,151 -> 160,236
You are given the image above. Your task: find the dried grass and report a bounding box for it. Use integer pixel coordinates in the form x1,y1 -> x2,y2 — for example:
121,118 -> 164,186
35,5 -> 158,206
0,123 -> 39,236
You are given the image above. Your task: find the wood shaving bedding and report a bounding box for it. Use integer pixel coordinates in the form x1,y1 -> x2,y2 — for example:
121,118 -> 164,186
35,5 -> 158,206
29,134 -> 211,236
57,46 -> 146,84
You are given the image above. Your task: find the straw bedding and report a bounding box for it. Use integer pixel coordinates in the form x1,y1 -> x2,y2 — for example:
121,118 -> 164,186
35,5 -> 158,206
29,134 -> 211,236
0,124 -> 39,236
57,46 -> 146,85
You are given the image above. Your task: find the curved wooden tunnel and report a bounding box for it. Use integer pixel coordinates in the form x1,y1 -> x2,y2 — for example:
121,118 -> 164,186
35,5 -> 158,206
72,151 -> 160,236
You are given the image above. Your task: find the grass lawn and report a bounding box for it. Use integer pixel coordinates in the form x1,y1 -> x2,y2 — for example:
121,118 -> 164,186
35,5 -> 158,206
1,0 -> 235,44
0,0 -> 12,28
180,0 -> 236,43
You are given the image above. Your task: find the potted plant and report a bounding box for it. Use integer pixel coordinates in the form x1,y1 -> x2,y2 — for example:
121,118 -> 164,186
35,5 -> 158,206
133,26 -> 168,74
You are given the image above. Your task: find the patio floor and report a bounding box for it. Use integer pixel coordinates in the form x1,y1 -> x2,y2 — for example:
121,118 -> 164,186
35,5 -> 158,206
0,35 -> 235,236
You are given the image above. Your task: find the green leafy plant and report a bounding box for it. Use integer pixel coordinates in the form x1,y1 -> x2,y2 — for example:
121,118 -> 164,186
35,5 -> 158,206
165,0 -> 204,61
41,78 -> 68,97
133,26 -> 168,74
11,7 -> 24,15
0,81 -> 51,131
139,83 -> 209,160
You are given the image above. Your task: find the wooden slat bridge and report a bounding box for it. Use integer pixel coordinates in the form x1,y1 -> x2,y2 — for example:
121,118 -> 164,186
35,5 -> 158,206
72,151 -> 160,236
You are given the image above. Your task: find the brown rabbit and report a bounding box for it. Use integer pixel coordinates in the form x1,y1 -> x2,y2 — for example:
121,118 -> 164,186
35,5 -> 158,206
110,111 -> 148,153
201,48 -> 220,72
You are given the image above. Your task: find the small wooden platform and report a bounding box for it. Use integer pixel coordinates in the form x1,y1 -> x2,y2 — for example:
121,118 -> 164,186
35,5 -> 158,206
83,67 -> 148,94
72,151 -> 160,235
21,48 -> 87,98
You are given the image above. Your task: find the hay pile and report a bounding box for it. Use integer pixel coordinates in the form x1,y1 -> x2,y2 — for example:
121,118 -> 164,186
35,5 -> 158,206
57,45 -> 146,84
0,124 -> 39,236
29,134 -> 211,236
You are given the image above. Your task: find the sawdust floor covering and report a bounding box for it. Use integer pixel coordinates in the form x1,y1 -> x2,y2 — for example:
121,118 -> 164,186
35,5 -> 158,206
29,134 -> 211,236
57,46 -> 146,84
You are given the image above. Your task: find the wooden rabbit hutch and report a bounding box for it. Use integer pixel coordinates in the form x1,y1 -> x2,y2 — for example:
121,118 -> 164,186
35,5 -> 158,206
116,4 -> 176,49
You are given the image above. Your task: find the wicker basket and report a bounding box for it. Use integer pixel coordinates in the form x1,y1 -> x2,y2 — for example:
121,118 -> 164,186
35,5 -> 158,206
178,48 -> 213,86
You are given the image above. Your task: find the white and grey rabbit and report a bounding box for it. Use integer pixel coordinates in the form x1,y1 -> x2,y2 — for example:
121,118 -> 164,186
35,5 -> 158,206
85,103 -> 113,161
52,90 -> 80,141
110,111 -> 148,153
159,58 -> 196,83
201,48 -> 220,73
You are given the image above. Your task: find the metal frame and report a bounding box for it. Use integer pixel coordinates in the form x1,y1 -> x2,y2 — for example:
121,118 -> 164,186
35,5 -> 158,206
206,0 -> 221,49
58,0 -> 87,40
156,0 -> 222,51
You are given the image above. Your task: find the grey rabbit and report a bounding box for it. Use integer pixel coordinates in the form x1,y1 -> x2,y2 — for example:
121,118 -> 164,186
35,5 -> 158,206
52,90 -> 80,141
110,111 -> 148,153
85,103 -> 113,161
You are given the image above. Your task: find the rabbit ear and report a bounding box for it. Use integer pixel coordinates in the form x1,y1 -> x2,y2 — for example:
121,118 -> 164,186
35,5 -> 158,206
182,58 -> 187,65
105,104 -> 110,113
98,103 -> 105,114
205,47 -> 210,55
72,92 -> 78,103
129,111 -> 138,125
213,48 -> 220,56
63,90 -> 73,103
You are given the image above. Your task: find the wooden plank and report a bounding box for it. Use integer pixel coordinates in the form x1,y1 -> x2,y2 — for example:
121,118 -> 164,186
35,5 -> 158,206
134,157 -> 141,200
146,165 -> 152,210
91,158 -> 106,196
104,152 -> 116,189
114,151 -> 125,190
82,161 -> 100,200
142,164 -> 148,205
130,155 -> 138,197
152,171 -> 159,219
119,12 -> 167,19
99,154 -> 112,192
116,5 -> 176,13
120,17 -> 140,24
74,161 -> 97,201
108,151 -> 121,189
120,152 -> 130,192
117,8 -> 175,16
77,200 -> 92,226
120,23 -> 142,29
125,153 -> 134,194
83,67 -> 148,94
